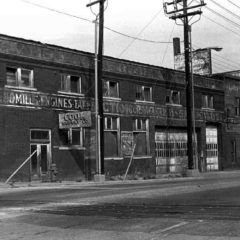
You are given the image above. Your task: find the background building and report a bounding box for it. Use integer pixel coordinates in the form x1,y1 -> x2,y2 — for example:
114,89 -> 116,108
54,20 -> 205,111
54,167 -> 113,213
214,71 -> 240,170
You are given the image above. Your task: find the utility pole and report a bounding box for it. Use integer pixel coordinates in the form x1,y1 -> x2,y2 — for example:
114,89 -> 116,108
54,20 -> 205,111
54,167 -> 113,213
87,0 -> 105,181
164,0 -> 206,170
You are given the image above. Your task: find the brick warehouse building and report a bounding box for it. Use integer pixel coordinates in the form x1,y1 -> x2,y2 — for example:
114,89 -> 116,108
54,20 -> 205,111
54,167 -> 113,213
214,71 -> 240,170
0,34 -> 225,182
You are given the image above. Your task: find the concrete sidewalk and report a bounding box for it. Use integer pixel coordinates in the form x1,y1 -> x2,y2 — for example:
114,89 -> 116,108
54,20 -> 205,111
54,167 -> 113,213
1,170 -> 240,192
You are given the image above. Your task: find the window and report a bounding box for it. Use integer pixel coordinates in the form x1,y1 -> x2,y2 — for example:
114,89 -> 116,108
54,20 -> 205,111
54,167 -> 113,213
104,116 -> 120,158
60,74 -> 81,94
133,118 -> 149,156
202,94 -> 214,109
136,85 -> 152,102
235,97 -> 240,116
103,80 -> 119,98
6,67 -> 34,88
59,128 -> 83,147
30,130 -> 50,142
166,90 -> 181,105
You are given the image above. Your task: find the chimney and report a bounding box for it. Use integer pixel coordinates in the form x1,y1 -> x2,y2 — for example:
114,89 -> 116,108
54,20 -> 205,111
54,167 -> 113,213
173,37 -> 181,56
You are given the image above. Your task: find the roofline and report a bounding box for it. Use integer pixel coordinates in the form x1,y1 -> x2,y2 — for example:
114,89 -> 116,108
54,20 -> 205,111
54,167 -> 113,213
0,33 -> 221,82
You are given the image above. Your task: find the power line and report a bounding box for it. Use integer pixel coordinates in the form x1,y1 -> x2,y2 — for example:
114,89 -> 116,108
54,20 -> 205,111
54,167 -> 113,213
208,0 -> 240,21
212,58 -> 239,70
20,0 -> 172,45
205,6 -> 240,30
213,62 -> 237,73
213,64 -> 229,73
118,8 -> 163,58
212,59 -> 237,71
226,0 -> 240,11
104,26 -> 171,44
212,53 -> 239,69
202,15 -> 240,38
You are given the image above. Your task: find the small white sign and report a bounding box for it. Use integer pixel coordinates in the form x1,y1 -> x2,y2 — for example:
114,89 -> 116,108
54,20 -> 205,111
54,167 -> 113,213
59,111 -> 92,129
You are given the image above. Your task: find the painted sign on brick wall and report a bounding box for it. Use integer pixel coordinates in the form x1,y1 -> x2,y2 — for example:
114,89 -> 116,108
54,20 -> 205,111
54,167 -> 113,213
59,111 -> 92,129
121,131 -> 134,156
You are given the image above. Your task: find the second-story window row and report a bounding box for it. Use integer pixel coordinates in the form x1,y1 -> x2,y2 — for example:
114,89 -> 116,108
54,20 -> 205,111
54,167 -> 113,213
136,85 -> 152,102
166,90 -> 181,105
103,80 -> 119,98
202,94 -> 214,109
6,67 -> 34,89
60,74 -> 81,94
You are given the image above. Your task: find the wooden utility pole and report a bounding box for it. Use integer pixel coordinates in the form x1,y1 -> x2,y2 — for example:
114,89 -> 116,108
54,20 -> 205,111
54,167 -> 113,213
98,0 -> 105,175
164,0 -> 206,170
87,0 -> 105,180
183,0 -> 193,169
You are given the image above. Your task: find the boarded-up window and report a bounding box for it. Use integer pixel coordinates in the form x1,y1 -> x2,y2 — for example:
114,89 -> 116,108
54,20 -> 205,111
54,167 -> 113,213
104,116 -> 120,157
133,118 -> 149,156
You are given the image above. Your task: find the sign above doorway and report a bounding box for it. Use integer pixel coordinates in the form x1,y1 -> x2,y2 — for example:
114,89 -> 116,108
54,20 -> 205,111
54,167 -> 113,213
59,111 -> 92,129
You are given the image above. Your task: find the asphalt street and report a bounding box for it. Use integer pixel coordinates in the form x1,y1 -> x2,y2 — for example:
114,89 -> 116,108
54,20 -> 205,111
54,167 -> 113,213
1,172 -> 240,240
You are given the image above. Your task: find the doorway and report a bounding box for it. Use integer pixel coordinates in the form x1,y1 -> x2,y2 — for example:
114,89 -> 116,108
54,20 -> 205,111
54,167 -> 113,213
155,131 -> 188,174
30,129 -> 51,179
206,127 -> 218,171
30,144 -> 51,177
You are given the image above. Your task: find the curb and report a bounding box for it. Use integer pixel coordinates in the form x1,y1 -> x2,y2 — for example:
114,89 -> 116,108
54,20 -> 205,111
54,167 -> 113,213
1,170 -> 240,192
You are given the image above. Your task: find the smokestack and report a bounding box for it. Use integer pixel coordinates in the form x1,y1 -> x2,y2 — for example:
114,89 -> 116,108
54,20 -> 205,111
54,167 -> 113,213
173,37 -> 181,56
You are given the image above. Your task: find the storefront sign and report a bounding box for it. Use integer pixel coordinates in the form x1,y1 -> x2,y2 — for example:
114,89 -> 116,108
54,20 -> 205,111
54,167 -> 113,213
59,111 -> 92,129
0,88 -> 224,123
0,89 -> 93,111
121,131 -> 134,156
103,101 -> 224,122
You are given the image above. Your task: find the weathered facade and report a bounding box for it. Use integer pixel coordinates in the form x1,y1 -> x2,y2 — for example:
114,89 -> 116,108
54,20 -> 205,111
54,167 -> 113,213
214,71 -> 240,170
0,34 -> 225,182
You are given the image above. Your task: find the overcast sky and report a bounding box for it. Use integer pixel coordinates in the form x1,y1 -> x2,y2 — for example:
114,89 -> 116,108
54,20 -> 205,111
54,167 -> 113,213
0,0 -> 239,73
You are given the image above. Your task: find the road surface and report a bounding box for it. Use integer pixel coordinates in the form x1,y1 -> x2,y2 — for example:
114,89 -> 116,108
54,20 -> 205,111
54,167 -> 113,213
0,173 -> 240,240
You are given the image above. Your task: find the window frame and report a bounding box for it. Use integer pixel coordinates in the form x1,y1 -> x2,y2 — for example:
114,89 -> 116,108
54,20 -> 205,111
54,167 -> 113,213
235,97 -> 240,116
202,94 -> 214,109
136,85 -> 153,102
133,118 -> 150,157
6,66 -> 34,89
166,90 -> 181,106
104,116 -> 121,159
103,80 -> 120,99
59,128 -> 84,150
59,74 -> 82,95
30,129 -> 50,143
